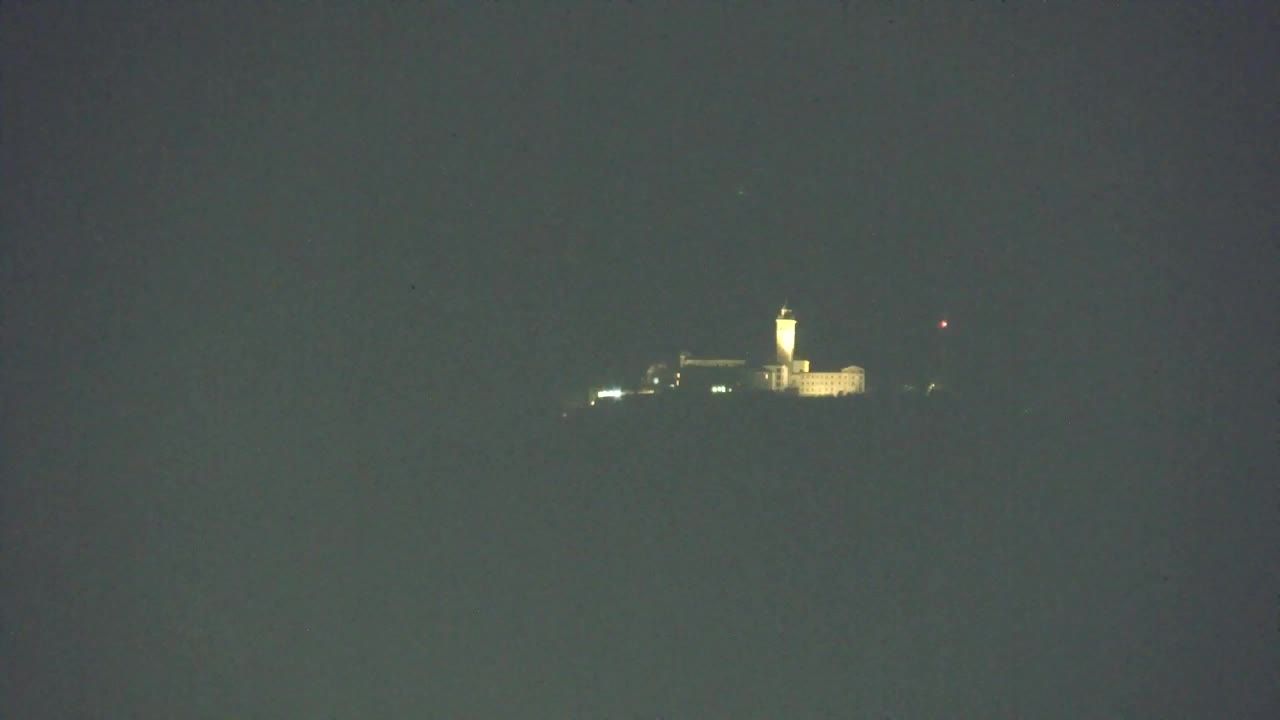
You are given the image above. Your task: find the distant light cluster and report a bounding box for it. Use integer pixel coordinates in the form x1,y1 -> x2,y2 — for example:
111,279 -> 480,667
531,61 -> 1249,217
585,305 -> 867,404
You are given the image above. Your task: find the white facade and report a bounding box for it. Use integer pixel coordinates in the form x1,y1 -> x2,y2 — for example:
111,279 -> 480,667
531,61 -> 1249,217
767,306 -> 866,397
791,366 -> 865,397
775,307 -> 796,366
759,364 -> 789,392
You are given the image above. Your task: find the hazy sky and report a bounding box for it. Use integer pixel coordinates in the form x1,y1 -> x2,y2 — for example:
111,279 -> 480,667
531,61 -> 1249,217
3,3 -> 1276,716
6,4 -> 1273,394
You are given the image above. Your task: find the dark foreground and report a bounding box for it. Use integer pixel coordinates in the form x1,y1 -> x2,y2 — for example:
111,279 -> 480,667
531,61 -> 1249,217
5,391 -> 1274,717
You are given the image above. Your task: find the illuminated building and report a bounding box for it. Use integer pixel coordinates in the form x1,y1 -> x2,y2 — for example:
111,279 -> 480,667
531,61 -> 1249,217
663,305 -> 866,398
578,305 -> 866,406
775,305 -> 796,366
789,366 -> 865,397
749,305 -> 865,396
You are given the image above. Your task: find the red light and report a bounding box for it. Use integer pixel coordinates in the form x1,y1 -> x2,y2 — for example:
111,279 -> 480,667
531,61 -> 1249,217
938,320 -> 948,329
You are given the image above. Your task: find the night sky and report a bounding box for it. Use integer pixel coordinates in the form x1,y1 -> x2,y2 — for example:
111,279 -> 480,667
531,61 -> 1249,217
3,3 -> 1277,716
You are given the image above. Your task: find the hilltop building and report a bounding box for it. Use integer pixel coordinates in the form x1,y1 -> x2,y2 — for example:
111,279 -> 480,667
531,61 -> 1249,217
589,305 -> 865,404
743,305 -> 865,396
